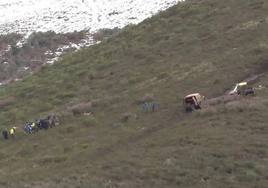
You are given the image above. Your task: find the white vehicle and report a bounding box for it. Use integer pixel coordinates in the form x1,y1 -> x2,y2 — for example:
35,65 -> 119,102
229,82 -> 254,96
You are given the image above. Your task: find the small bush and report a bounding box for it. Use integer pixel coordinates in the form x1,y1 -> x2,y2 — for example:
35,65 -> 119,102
81,143 -> 89,149
80,116 -> 98,127
63,146 -> 72,153
70,102 -> 93,116
65,126 -> 76,134
121,112 -> 133,122
38,155 -> 67,165
92,28 -> 120,41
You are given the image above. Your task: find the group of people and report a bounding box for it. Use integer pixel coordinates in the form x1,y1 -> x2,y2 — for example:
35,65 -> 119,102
142,102 -> 158,112
1,114 -> 59,140
1,127 -> 17,140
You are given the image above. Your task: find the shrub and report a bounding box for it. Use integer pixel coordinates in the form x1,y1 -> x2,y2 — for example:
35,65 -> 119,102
80,116 -> 98,127
70,102 -> 93,116
92,28 -> 120,41
38,155 -> 67,165
65,126 -> 76,134
121,112 -> 132,122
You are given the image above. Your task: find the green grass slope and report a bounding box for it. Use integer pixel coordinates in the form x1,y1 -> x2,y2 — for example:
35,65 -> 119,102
0,0 -> 268,187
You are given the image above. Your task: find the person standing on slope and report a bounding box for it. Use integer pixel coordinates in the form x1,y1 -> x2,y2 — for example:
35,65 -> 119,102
31,122 -> 37,133
2,128 -> 8,140
9,127 -> 17,139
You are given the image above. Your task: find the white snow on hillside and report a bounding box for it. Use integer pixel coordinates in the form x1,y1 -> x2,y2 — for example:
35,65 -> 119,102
0,0 -> 180,35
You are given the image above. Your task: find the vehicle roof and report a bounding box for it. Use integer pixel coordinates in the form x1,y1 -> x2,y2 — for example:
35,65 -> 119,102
184,93 -> 201,98
238,82 -> 247,86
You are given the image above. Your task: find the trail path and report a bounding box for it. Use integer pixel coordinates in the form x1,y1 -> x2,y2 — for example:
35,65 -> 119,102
206,73 -> 264,106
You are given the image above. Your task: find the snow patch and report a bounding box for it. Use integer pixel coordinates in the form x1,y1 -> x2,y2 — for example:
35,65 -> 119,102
0,0 -> 180,35
45,34 -> 95,65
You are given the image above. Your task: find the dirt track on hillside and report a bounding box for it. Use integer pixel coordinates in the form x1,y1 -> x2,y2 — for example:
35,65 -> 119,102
205,73 -> 265,106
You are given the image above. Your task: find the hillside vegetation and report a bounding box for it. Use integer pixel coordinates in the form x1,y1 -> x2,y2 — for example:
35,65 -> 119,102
0,0 -> 268,187
0,31 -> 90,83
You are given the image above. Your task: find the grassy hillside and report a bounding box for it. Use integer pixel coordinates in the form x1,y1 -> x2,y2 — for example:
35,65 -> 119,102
0,0 -> 268,187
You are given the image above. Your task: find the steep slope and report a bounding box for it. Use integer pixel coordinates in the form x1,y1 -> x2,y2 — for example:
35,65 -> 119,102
0,30 -> 96,85
0,0 -> 180,89
0,0 -> 268,187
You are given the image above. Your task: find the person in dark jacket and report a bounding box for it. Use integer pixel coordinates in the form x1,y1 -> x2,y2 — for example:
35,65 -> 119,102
2,129 -> 8,140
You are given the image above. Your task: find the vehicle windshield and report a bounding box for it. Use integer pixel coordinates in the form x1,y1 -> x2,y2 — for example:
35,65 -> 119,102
185,97 -> 195,103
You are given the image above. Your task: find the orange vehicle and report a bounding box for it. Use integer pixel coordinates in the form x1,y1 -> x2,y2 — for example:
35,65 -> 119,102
183,93 -> 204,112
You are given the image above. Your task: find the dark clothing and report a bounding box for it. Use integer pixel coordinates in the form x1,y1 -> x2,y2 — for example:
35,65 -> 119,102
38,119 -> 49,130
2,130 -> 8,140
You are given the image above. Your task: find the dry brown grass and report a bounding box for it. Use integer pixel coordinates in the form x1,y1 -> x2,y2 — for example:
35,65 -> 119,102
69,102 -> 93,116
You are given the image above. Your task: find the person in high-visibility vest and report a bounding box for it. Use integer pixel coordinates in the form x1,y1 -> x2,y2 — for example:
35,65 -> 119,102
30,122 -> 37,133
9,127 -> 17,138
